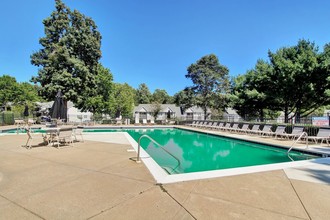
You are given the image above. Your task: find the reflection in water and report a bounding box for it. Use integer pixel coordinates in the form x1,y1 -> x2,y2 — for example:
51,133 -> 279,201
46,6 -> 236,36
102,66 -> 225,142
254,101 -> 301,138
125,128 -> 318,174
213,150 -> 230,159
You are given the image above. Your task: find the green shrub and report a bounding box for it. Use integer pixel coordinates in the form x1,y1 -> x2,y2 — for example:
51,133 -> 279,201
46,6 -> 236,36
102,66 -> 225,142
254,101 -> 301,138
102,119 -> 112,124
285,124 -> 293,134
270,124 -> 278,132
304,125 -> 319,136
3,111 -> 14,125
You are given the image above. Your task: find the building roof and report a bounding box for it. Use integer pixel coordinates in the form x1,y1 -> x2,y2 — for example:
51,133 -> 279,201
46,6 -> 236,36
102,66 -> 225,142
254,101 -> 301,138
133,104 -> 212,117
186,106 -> 212,114
134,104 -> 182,115
36,101 -> 75,109
224,108 -> 239,115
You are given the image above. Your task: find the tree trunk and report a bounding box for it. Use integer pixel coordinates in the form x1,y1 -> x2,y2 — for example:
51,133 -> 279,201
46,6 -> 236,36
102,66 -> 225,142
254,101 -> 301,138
295,100 -> 302,124
295,109 -> 301,124
204,106 -> 207,120
284,106 -> 289,123
260,109 -> 264,122
64,100 -> 68,123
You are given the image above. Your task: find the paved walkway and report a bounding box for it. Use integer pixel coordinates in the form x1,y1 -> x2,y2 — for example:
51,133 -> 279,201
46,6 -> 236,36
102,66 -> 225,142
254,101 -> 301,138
0,128 -> 330,219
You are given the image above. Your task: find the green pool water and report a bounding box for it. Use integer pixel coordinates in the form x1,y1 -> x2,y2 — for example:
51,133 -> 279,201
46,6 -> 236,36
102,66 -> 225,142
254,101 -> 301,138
84,128 -> 319,174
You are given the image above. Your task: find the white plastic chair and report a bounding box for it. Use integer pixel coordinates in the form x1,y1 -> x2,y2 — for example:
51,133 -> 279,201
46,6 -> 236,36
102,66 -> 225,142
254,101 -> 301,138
53,128 -> 74,148
24,128 -> 47,149
73,128 -> 84,142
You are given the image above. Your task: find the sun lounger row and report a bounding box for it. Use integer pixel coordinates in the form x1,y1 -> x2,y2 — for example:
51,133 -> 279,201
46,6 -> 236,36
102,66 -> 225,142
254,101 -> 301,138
187,121 -> 272,135
186,121 -> 330,146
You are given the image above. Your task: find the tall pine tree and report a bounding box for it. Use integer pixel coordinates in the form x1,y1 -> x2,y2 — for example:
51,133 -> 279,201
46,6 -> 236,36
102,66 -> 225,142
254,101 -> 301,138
31,0 -> 102,111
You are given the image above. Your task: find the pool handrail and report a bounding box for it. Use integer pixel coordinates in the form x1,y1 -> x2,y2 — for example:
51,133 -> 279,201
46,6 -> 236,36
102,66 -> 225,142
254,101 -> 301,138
287,132 -> 308,153
137,134 -> 181,173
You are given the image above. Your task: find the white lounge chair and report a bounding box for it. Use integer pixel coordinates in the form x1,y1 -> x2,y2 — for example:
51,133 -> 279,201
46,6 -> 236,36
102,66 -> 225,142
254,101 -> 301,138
273,126 -> 287,139
204,121 -> 219,129
219,122 -> 232,131
247,124 -> 261,135
198,121 -> 209,128
226,123 -> 240,132
259,125 -> 276,137
192,121 -> 202,127
214,122 -> 225,130
142,119 -> 147,124
237,124 -> 250,134
255,125 -> 272,136
187,121 -> 197,126
199,121 -> 213,129
306,128 -> 330,146
281,127 -> 304,140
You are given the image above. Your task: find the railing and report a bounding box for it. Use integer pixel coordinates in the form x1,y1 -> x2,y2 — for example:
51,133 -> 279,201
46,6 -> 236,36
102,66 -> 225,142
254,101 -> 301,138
136,134 -> 181,173
287,132 -> 308,153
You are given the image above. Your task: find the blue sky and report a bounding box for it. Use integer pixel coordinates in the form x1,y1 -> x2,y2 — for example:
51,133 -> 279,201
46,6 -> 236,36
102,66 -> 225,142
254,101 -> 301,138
1,0 -> 330,95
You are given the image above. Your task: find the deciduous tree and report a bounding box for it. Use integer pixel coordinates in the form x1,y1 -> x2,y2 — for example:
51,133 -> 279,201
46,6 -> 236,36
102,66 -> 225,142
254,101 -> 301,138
150,102 -> 162,119
17,82 -> 41,104
112,83 -> 135,118
82,64 -> 114,114
152,89 -> 171,104
0,75 -> 19,110
186,54 -> 230,119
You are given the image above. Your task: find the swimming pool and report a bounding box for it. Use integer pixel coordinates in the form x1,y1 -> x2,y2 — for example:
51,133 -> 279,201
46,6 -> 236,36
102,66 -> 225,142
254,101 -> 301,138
84,128 -> 320,174
1,127 -> 43,134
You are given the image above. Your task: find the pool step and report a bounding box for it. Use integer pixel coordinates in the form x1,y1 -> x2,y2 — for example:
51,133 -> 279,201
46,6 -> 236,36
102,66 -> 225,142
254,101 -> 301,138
162,166 -> 181,174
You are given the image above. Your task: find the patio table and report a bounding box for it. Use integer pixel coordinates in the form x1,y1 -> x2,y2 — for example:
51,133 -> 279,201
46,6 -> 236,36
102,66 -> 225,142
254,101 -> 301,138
15,119 -> 26,125
44,127 -> 75,147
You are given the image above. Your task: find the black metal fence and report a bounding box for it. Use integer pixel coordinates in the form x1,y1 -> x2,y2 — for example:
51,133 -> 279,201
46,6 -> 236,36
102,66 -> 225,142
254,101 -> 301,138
209,115 -> 330,127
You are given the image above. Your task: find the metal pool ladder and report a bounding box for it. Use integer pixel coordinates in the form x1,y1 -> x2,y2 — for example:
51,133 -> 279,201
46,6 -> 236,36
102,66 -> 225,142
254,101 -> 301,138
136,134 -> 181,172
287,132 -> 308,153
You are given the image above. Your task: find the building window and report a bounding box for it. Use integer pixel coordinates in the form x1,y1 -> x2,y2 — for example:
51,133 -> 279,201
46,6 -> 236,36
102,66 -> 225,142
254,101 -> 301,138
139,112 -> 147,120
187,113 -> 193,120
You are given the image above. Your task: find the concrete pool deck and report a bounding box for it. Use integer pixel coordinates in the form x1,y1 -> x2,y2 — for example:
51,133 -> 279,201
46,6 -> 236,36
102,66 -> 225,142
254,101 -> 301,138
0,126 -> 330,219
